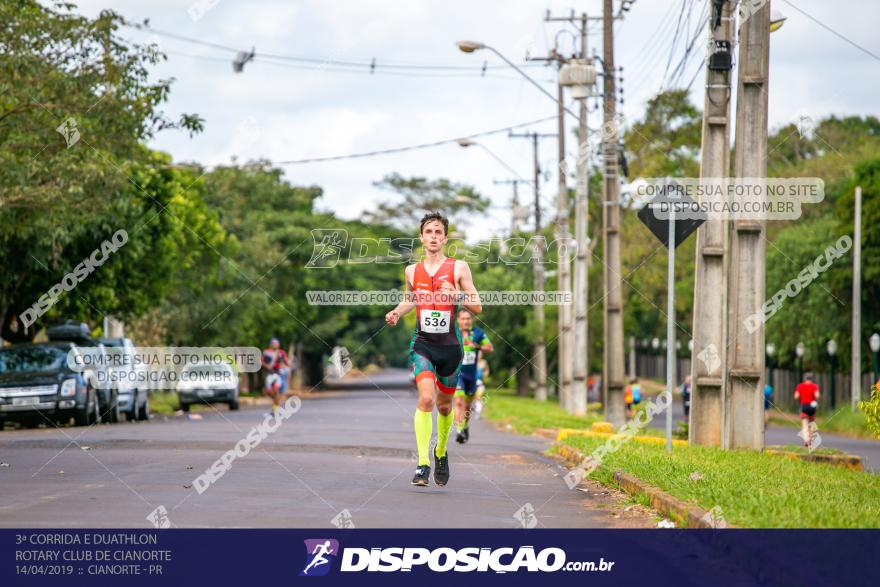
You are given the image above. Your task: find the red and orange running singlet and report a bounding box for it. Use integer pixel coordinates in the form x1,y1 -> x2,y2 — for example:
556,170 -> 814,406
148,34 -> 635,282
412,257 -> 459,346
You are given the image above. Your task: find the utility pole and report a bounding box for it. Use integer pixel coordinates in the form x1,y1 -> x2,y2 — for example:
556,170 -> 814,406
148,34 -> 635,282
573,11 -> 592,416
529,31 -> 573,409
549,10 -> 598,416
852,185 -> 863,410
628,336 -> 636,379
726,1 -> 770,449
555,65 -> 574,410
572,94 -> 590,415
510,130 -> 556,400
690,0 -> 734,446
602,0 -> 625,426
493,178 -> 531,235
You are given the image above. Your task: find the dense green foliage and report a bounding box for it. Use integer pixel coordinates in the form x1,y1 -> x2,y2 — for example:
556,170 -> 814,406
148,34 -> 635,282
859,383 -> 880,439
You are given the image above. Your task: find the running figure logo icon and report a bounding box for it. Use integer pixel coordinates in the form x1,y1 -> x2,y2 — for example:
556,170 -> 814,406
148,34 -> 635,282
300,539 -> 340,576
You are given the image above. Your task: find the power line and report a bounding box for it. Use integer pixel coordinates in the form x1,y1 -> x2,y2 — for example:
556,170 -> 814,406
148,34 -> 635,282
162,48 -> 529,79
661,0 -> 691,86
237,115 -> 559,166
780,0 -> 880,62
623,1 -> 683,90
683,56 -> 706,93
126,22 -> 546,73
664,1 -> 709,90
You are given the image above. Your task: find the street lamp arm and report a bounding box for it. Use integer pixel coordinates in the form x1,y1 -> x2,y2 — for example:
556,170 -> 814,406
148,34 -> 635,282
481,45 -> 580,122
458,138 -> 531,187
477,144 -> 529,183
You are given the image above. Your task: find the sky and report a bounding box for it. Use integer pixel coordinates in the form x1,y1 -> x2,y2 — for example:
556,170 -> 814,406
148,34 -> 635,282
68,0 -> 880,240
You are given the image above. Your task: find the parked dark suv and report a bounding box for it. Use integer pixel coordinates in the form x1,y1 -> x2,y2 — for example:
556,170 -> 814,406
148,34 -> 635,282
0,342 -> 100,428
44,321 -> 121,423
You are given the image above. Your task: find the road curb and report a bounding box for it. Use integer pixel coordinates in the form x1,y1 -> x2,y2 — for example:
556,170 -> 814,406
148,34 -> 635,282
764,448 -> 863,471
531,427 -> 558,440
557,427 -> 689,448
552,442 -> 731,528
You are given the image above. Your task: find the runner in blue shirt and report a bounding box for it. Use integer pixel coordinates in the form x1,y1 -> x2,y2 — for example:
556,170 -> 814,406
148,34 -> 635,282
454,309 -> 493,444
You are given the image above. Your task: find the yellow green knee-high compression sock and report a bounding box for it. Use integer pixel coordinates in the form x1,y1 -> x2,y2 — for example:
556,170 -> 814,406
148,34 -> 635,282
414,408 -> 433,466
436,410 -> 454,457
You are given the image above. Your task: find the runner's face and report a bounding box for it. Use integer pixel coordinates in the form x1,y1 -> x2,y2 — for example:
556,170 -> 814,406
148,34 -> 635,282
458,312 -> 472,330
420,220 -> 447,253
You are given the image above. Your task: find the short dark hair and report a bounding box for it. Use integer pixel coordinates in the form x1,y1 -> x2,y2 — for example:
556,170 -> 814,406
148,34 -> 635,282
420,212 -> 448,235
805,372 -> 814,382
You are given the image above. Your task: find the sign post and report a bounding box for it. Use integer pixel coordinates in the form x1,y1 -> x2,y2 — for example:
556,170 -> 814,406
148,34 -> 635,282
637,189 -> 705,452
665,205 -> 675,452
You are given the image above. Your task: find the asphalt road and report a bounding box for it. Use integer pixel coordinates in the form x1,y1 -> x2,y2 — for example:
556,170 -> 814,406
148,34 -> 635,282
0,373 -> 653,529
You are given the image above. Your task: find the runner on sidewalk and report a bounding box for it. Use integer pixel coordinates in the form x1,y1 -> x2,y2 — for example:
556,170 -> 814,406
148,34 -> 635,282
454,308 -> 493,444
385,212 -> 482,487
795,372 -> 820,449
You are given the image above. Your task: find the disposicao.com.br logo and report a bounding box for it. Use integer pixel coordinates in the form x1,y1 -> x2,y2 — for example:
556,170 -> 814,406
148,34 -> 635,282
300,541 -> 614,575
300,539 -> 340,576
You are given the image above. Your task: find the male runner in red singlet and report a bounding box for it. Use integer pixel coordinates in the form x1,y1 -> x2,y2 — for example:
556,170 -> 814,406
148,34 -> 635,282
794,372 -> 821,449
385,212 -> 482,487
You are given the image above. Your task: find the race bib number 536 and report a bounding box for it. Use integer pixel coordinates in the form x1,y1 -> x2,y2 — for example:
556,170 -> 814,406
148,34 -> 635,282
420,310 -> 450,333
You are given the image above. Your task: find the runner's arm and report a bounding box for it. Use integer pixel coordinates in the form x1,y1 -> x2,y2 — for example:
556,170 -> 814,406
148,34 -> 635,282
455,261 -> 482,314
385,264 -> 416,325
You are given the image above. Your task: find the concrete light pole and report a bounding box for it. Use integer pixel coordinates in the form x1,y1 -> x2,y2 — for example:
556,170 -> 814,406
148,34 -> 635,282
852,186 -> 862,410
725,2 -> 775,449
689,0 -> 734,447
602,0 -> 625,426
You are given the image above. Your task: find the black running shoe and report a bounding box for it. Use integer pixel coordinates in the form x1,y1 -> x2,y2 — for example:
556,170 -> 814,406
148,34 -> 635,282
462,427 -> 470,444
433,450 -> 450,486
456,431 -> 465,444
411,465 -> 430,487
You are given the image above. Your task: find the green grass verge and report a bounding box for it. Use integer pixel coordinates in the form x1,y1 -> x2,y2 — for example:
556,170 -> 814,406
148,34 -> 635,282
483,389 -> 600,435
149,392 -> 180,415
559,434 -> 880,528
149,391 -> 260,415
767,444 -> 844,456
482,388 -> 670,437
769,409 -> 877,440
148,392 -> 213,415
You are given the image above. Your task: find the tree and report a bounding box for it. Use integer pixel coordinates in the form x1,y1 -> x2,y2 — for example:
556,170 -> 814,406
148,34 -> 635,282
365,173 -> 491,231
622,89 -> 701,180
156,161 -> 413,385
764,214 -> 850,371
0,0 -> 204,341
0,1 -> 202,211
836,157 -> 880,372
0,150 -> 227,342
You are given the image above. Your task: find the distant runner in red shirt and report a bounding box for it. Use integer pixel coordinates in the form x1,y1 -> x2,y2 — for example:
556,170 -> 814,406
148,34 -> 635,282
262,337 -> 291,414
794,373 -> 820,449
